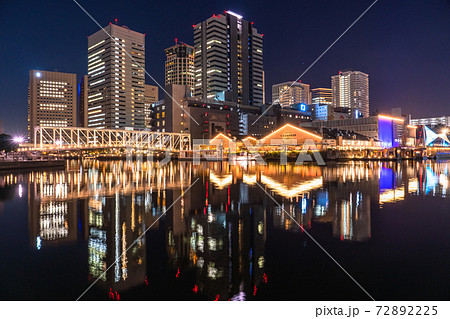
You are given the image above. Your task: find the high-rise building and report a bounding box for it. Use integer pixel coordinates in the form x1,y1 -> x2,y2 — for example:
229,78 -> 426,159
311,87 -> 332,105
144,84 -> 158,129
193,11 -> 264,106
78,75 -> 88,127
165,41 -> 195,94
272,81 -> 311,108
331,70 -> 369,118
87,24 -> 145,129
28,70 -> 77,142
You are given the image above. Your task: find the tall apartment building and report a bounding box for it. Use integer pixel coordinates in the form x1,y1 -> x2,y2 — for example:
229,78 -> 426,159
331,70 -> 369,118
78,75 -> 88,127
311,87 -> 332,105
193,11 -> 264,106
28,70 -> 77,142
165,41 -> 195,94
87,24 -> 145,129
272,81 -> 311,108
144,84 -> 158,129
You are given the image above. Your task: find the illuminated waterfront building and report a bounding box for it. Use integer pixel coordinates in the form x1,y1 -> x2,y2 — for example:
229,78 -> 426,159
28,70 -> 77,142
331,71 -> 369,118
272,81 -> 311,108
165,41 -> 195,94
87,24 -> 145,129
193,11 -> 264,106
304,114 -> 409,148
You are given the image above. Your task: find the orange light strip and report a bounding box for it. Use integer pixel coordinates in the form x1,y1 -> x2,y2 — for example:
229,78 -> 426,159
242,136 -> 258,141
261,124 -> 323,141
210,133 -> 232,143
378,115 -> 404,122
407,125 -> 418,129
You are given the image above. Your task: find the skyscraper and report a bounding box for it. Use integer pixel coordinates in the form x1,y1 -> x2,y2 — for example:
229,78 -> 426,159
331,70 -> 369,118
87,24 -> 145,129
144,84 -> 158,129
28,70 -> 77,142
272,81 -> 311,108
311,87 -> 332,105
193,11 -> 264,106
78,75 -> 88,127
165,41 -> 195,94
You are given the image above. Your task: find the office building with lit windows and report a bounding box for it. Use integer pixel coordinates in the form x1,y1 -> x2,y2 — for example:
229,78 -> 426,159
272,81 -> 311,108
239,104 -> 275,138
410,116 -> 450,127
165,41 -> 195,94
331,70 -> 369,118
144,84 -> 158,129
28,70 -> 77,142
87,24 -> 145,129
193,11 -> 264,106
311,87 -> 332,105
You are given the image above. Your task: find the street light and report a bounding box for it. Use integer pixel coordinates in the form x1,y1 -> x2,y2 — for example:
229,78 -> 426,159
13,136 -> 24,143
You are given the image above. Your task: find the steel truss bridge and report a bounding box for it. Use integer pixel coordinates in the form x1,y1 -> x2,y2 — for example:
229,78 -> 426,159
33,126 -> 191,151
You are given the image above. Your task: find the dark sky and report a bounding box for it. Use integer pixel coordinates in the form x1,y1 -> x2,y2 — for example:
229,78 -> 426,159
0,0 -> 449,134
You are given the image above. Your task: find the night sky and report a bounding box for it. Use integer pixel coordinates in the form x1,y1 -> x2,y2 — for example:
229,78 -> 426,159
0,0 -> 449,135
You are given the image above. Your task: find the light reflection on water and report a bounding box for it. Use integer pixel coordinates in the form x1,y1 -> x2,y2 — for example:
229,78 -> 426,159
0,159 -> 449,300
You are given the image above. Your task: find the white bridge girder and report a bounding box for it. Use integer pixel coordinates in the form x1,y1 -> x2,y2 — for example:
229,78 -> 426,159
34,126 -> 191,151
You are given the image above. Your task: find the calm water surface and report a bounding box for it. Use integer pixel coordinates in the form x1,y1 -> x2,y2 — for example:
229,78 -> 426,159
0,160 -> 449,300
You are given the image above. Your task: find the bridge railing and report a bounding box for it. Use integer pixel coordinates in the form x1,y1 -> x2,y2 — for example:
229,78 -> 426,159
34,126 -> 191,151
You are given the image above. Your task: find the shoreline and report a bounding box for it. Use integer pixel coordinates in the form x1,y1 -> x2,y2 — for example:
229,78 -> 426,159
0,159 -> 66,171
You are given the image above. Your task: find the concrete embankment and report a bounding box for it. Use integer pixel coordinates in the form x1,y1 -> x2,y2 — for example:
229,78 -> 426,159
0,159 -> 66,171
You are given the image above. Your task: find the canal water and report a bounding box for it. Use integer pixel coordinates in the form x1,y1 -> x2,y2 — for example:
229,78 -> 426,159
0,160 -> 449,301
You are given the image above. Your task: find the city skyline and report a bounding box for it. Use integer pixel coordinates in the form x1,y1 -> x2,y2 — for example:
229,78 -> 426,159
2,0 -> 450,307
1,0 -> 449,134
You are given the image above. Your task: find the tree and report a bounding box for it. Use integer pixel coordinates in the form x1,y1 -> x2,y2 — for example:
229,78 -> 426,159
0,134 -> 18,156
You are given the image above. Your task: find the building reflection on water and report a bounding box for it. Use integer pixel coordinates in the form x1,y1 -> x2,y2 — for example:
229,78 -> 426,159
15,159 -> 450,300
